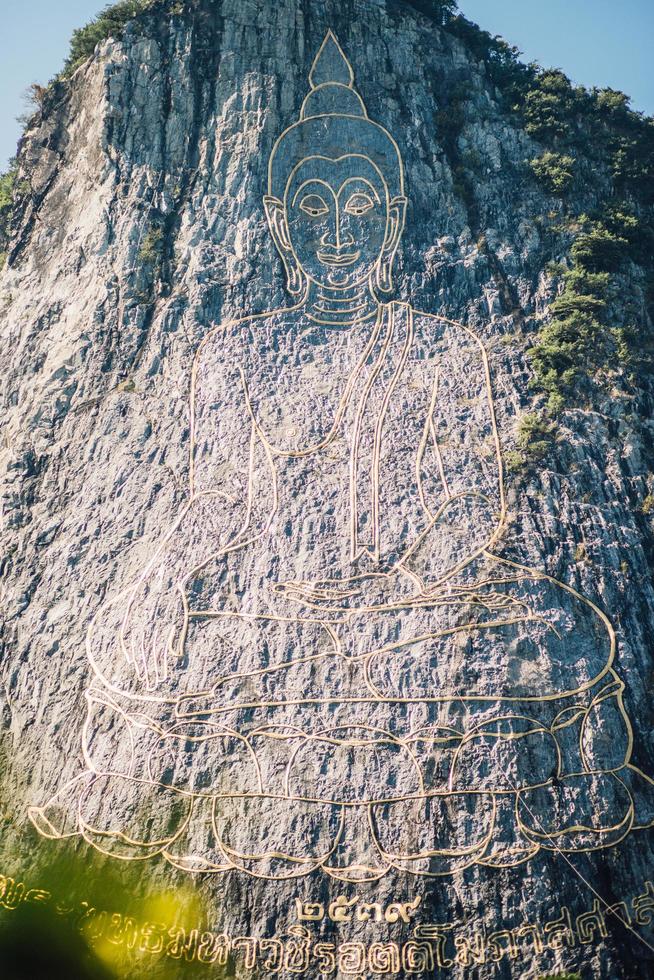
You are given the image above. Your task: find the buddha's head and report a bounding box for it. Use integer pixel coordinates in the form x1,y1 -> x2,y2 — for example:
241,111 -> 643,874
264,32 -> 407,297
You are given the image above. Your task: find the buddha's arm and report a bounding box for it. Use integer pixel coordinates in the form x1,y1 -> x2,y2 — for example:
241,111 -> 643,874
400,321 -> 504,588
116,489 -> 250,690
109,332 -> 264,691
400,491 -> 500,589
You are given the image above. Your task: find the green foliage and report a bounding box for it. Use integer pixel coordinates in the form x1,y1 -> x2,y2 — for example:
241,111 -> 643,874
506,413 -> 557,473
560,266 -> 610,295
63,0 -> 155,77
545,260 -> 568,277
528,207 -> 646,407
529,308 -> 603,407
0,165 -> 17,218
641,494 -> 654,516
137,225 -> 164,265
522,70 -> 579,139
503,449 -> 526,474
0,160 -> 19,263
516,412 -> 557,458
505,60 -> 654,202
548,292 -> 605,318
590,89 -> 654,201
570,222 -> 629,273
603,204 -> 654,264
437,13 -> 652,415
539,974 -> 581,980
523,90 -> 568,140
611,128 -> 654,199
446,15 -> 536,95
595,88 -> 631,115
530,152 -> 576,194
407,0 -> 459,25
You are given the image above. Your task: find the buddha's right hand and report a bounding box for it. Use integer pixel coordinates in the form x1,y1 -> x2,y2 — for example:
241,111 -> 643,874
118,566 -> 188,691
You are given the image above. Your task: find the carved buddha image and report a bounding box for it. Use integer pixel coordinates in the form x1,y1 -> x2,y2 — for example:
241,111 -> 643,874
30,32 -> 654,882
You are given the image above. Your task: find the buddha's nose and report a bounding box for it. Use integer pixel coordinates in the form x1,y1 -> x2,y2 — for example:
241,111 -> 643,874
321,211 -> 355,249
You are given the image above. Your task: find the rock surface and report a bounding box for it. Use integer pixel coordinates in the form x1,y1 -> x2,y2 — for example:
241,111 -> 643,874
2,1 -> 654,977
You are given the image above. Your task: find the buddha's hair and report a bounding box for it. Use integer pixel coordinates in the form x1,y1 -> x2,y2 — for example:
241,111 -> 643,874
267,31 -> 405,201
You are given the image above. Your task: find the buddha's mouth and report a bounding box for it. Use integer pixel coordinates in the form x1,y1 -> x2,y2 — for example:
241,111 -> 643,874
317,249 -> 361,267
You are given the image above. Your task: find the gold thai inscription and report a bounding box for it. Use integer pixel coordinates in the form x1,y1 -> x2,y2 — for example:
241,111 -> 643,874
1,871 -> 653,972
294,894 -> 421,923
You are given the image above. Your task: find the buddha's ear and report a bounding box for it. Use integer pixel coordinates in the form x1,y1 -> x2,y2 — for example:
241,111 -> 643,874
376,196 -> 407,295
264,195 -> 305,296
385,196 -> 407,248
264,195 -> 291,250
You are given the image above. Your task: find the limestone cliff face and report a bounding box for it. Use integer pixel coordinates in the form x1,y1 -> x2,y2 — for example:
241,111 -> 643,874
2,1 -> 654,978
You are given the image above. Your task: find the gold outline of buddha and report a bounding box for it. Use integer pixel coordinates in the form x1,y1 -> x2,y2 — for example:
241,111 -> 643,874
29,31 -> 654,882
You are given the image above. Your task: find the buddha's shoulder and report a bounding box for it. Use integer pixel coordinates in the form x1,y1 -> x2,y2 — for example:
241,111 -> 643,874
410,307 -> 488,361
194,306 -> 301,371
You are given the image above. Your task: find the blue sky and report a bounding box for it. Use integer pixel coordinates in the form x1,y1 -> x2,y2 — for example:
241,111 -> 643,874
1,0 -> 653,171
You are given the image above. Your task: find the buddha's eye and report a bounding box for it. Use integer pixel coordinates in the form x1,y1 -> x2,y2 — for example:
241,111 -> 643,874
343,192 -> 376,216
299,194 -> 330,217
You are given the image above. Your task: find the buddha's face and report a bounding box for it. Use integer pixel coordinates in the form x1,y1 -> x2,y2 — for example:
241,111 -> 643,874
265,149 -> 406,297
283,155 -> 389,290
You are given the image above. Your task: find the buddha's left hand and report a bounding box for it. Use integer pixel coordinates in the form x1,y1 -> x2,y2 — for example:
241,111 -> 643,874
276,568 -> 424,612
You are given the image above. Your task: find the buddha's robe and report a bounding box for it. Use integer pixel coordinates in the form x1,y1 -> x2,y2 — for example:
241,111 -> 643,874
89,301 -> 613,714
